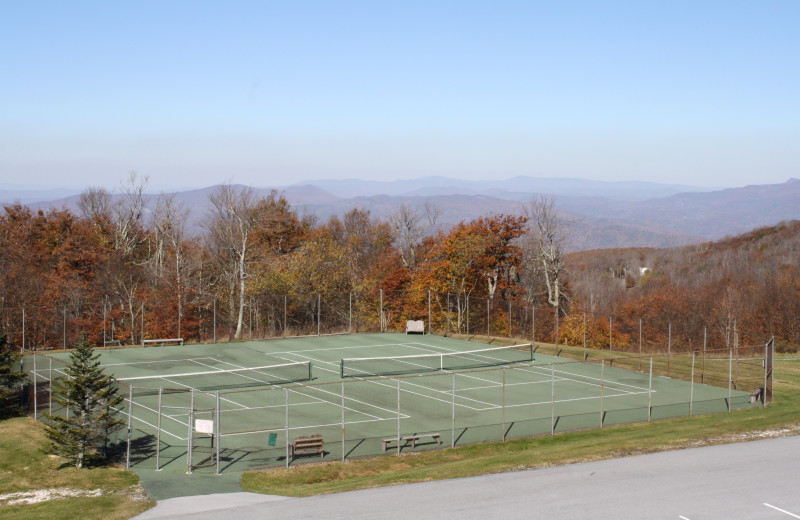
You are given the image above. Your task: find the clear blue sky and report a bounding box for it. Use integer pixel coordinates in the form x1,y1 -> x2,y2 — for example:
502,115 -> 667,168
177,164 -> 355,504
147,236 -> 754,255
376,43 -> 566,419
1,1 -> 798,190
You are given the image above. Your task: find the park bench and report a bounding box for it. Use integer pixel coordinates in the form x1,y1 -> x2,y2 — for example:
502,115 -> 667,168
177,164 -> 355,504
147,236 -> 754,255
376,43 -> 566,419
142,338 -> 184,347
406,320 -> 425,334
382,433 -> 442,451
289,434 -> 324,459
103,339 -> 121,347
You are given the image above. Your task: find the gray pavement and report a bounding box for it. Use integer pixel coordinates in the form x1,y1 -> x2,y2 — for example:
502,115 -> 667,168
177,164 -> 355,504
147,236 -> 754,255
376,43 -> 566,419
134,435 -> 800,519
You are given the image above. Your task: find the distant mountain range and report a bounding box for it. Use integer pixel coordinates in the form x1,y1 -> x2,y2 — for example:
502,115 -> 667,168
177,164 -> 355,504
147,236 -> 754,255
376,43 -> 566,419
2,176 -> 798,251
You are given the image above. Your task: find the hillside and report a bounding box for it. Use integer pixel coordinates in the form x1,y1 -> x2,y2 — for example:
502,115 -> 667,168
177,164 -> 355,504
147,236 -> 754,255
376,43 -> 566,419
4,177 -> 800,251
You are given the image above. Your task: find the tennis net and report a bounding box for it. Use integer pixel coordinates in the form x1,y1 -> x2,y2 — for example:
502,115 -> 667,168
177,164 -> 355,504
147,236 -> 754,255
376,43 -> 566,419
340,343 -> 534,377
116,361 -> 312,390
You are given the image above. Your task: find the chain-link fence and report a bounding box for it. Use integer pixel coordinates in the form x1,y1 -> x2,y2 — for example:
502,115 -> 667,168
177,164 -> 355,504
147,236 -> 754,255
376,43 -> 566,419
3,290 -> 778,355
23,343 -> 768,475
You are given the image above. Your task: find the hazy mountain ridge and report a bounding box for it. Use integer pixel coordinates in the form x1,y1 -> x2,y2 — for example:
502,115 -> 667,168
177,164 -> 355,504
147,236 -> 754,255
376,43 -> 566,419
3,177 -> 798,251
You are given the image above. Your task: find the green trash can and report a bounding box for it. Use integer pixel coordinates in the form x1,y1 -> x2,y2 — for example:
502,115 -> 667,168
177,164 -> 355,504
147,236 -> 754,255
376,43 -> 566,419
268,433 -> 277,447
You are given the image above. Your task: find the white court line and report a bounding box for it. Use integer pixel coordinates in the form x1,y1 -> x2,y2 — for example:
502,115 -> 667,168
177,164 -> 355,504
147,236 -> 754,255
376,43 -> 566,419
207,357 -> 396,421
100,357 -> 217,368
678,516 -> 691,520
764,503 -> 800,518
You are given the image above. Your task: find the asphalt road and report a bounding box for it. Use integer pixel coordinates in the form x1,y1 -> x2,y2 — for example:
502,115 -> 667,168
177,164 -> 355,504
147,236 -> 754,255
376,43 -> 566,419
135,435 -> 800,520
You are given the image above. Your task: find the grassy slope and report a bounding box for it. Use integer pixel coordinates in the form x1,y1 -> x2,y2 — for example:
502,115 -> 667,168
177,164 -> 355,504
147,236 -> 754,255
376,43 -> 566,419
241,342 -> 800,497
0,417 -> 154,519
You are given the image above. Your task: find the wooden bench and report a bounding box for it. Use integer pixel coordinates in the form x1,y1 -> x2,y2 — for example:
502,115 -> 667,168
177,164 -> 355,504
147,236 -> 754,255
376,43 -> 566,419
382,433 -> 442,451
104,339 -> 121,347
289,434 -> 324,459
406,320 -> 425,334
142,338 -> 184,347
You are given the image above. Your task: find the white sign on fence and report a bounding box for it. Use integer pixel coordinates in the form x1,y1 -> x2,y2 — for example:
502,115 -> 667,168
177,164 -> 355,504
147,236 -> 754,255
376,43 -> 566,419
195,419 -> 214,434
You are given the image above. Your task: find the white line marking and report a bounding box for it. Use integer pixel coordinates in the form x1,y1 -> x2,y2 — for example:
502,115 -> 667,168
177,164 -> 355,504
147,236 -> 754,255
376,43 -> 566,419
678,516 -> 691,520
764,503 -> 800,518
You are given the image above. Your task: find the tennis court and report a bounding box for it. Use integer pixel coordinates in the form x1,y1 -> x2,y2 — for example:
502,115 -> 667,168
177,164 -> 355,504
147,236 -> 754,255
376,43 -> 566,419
27,333 -> 755,474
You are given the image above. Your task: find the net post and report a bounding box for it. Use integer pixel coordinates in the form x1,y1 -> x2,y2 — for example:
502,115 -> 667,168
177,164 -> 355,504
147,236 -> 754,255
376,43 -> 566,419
156,387 -> 162,471
126,385 -> 133,470
600,360 -> 605,428
690,353 -> 695,417
648,358 -> 653,422
530,343 -> 534,362
340,360 -> 344,379
215,390 -> 221,475
285,388 -> 289,468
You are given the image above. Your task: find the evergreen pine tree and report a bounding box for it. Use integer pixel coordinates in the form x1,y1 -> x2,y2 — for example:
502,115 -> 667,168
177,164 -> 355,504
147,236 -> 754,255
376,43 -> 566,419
0,331 -> 26,419
45,332 -> 123,468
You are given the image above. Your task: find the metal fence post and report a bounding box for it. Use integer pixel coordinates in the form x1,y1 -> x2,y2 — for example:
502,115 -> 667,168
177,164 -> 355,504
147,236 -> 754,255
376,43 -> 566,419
213,299 -> 217,344
349,292 -> 352,334
32,355 -> 37,420
317,294 -> 321,336
501,368 -> 506,441
187,389 -> 195,473
550,363 -> 555,435
728,349 -> 732,412
396,378 -> 401,456
341,382 -> 346,462
428,290 -> 432,335
48,357 -> 52,415
702,326 -> 707,383
451,372 -> 456,448
126,385 -> 133,470
156,387 -> 162,471
690,353 -> 695,417
648,358 -> 653,422
583,312 -> 587,360
600,360 -> 605,428
487,299 -> 490,339
285,388 -> 290,468
22,308 -> 25,352
215,391 -> 221,474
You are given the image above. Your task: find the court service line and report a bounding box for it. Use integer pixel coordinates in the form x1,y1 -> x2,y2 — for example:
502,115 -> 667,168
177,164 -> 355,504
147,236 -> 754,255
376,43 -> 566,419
100,356 -> 218,368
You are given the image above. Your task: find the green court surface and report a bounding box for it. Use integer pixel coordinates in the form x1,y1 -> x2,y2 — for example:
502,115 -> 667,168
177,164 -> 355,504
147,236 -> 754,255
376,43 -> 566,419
31,334 -> 754,476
